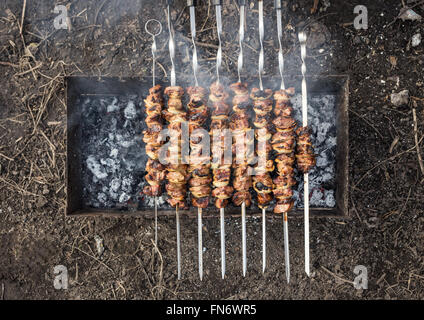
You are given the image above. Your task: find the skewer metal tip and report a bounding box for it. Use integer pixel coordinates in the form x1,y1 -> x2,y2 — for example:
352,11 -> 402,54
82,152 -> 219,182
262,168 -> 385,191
283,212 -> 290,283
154,196 -> 158,246
176,205 -> 181,280
198,207 -> 203,281
262,208 -> 266,274
241,202 -> 247,277
298,31 -> 307,43
304,173 -> 310,277
220,207 -> 225,279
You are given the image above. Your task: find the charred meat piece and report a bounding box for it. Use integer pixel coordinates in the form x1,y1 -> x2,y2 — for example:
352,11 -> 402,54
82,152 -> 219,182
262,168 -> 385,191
164,86 -> 189,208
143,85 -> 166,198
251,87 -> 274,209
187,86 -> 212,209
229,82 -> 253,208
271,88 -> 298,214
210,82 -> 233,210
296,126 -> 316,173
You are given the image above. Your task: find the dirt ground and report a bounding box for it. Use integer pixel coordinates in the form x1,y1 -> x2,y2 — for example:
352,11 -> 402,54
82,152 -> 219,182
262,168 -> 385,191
1,0 -> 424,300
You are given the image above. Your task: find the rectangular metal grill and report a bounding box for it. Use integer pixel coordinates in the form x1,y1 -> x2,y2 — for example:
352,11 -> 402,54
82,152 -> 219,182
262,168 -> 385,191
66,75 -> 349,219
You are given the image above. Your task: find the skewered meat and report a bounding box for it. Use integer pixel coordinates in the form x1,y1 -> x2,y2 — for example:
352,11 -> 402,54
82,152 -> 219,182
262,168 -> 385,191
296,126 -> 316,173
212,185 -> 234,199
143,85 -> 165,197
272,88 -> 297,214
230,82 -> 253,207
164,86 -> 189,209
212,168 -> 231,187
210,82 -> 233,209
251,87 -> 274,209
187,86 -> 212,208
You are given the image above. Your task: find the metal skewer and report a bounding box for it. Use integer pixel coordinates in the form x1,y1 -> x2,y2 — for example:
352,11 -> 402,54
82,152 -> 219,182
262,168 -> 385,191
166,0 -> 181,280
257,0 -> 267,274
212,0 -> 226,280
176,205 -> 181,280
275,0 -> 290,283
237,0 -> 246,83
236,0 -> 247,278
145,19 -> 162,247
188,0 -> 199,87
187,0 -> 203,281
241,201 -> 247,276
213,0 -> 223,84
198,207 -> 203,280
220,207 -> 225,279
299,31 -> 310,277
262,207 -> 266,273
167,1 -> 176,87
275,0 -> 285,90
258,0 -> 264,92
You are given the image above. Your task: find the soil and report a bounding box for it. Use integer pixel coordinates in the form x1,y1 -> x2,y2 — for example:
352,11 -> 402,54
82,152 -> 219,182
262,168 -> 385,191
1,0 -> 424,300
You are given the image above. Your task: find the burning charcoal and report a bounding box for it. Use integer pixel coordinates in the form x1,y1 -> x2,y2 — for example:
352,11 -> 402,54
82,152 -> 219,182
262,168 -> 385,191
124,101 -> 137,119
80,88 -> 339,211
116,133 -> 135,148
110,178 -> 121,192
109,148 -> 119,158
86,155 -> 108,180
121,176 -> 133,193
119,193 -> 131,203
122,158 -> 136,172
98,192 -> 107,203
325,190 -> 336,207
100,158 -> 118,173
107,98 -> 120,113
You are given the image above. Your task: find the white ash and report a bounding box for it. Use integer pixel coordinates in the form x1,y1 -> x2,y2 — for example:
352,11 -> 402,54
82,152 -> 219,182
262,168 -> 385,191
291,94 -> 337,209
86,155 -> 108,180
399,8 -> 422,22
107,98 -> 119,113
79,95 -> 147,209
124,101 -> 137,119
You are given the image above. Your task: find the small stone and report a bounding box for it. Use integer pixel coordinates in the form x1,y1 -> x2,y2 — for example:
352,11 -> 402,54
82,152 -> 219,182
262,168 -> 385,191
306,22 -> 331,49
391,89 -> 409,106
42,185 -> 49,195
412,33 -> 421,47
353,36 -> 362,44
94,235 -> 105,256
389,56 -> 397,67
36,197 -> 48,208
399,8 -> 422,22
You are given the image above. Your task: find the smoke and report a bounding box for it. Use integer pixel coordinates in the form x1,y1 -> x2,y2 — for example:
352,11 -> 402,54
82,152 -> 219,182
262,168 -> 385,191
65,0 -> 340,211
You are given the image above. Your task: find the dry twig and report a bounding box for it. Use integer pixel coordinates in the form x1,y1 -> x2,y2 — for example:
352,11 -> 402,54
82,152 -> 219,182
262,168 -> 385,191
412,108 -> 424,176
321,266 -> 353,285
20,0 -> 26,35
